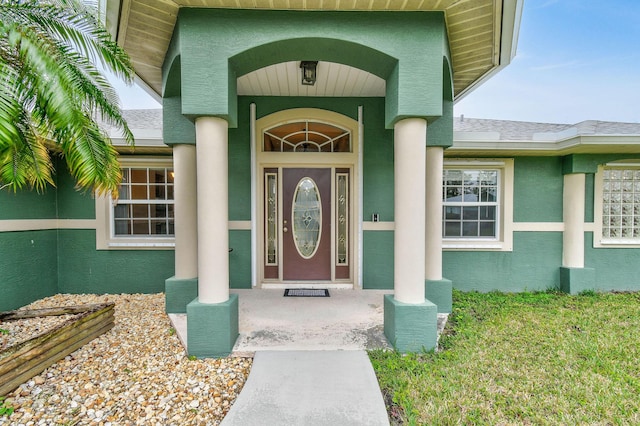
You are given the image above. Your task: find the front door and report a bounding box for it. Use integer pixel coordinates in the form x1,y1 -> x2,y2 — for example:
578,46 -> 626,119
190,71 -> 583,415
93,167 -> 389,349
257,108 -> 359,286
282,168 -> 331,280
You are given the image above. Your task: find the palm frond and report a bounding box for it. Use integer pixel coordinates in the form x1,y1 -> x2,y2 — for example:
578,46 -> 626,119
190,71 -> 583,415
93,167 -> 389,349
0,0 -> 135,193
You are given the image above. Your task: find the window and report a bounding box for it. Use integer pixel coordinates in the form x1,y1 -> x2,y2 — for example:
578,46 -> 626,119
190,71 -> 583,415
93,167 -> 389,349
443,169 -> 498,238
263,120 -> 351,152
442,159 -> 513,251
595,163 -> 640,247
114,167 -> 174,236
96,157 -> 174,249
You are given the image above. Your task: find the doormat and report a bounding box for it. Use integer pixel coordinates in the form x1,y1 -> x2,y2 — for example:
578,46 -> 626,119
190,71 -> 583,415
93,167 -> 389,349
284,289 -> 330,297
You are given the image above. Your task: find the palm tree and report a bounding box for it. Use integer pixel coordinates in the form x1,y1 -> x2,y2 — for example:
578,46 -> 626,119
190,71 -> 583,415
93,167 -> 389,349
0,0 -> 134,195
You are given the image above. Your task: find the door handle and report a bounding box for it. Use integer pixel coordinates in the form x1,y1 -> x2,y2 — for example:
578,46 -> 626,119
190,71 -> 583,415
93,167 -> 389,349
283,227 -> 288,233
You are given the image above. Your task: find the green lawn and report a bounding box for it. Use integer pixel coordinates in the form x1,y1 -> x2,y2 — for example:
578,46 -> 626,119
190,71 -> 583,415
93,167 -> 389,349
370,290 -> 640,425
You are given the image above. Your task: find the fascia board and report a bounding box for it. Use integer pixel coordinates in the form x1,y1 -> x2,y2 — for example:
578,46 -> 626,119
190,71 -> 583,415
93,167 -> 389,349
451,135 -> 640,154
454,0 -> 524,103
104,0 -> 121,39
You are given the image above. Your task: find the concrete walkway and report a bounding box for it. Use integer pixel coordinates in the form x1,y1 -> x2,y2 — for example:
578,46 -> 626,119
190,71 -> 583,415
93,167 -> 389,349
168,290 -> 448,425
221,350 -> 390,426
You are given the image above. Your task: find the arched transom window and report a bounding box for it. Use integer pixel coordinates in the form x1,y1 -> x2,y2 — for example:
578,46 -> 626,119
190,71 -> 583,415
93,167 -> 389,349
263,120 -> 351,153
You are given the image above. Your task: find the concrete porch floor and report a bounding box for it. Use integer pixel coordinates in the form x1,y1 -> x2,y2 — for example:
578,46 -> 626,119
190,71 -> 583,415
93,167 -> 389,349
169,289 -> 448,355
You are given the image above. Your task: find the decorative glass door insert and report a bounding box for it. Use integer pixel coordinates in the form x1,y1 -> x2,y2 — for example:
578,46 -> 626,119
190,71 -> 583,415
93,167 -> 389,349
292,178 -> 322,258
262,167 -> 351,282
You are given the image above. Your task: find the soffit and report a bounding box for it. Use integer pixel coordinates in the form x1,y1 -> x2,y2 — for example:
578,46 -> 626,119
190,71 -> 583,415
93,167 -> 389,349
237,61 -> 386,97
111,0 -> 517,100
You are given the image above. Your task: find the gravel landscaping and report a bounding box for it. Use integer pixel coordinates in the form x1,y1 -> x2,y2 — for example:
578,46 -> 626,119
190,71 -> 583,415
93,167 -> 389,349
0,293 -> 252,425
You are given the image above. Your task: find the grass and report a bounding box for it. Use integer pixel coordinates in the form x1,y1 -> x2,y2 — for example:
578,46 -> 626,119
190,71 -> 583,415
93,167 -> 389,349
370,290 -> 640,425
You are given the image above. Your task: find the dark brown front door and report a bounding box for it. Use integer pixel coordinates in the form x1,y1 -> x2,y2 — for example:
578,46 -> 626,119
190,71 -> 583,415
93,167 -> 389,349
282,168 -> 331,280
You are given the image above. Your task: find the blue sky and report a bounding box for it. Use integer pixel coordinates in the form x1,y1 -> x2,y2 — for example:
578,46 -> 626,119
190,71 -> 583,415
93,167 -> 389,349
113,0 -> 640,124
455,0 -> 640,124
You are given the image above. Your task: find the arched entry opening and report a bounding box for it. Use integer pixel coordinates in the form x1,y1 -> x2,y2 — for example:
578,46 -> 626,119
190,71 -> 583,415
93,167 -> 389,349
255,108 -> 360,288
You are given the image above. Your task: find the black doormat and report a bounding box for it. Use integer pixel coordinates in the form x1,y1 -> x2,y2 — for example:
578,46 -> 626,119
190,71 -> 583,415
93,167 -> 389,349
284,289 -> 330,297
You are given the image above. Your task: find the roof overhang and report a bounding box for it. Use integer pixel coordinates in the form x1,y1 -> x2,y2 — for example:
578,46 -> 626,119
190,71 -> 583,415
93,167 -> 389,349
104,0 -> 523,102
449,135 -> 640,157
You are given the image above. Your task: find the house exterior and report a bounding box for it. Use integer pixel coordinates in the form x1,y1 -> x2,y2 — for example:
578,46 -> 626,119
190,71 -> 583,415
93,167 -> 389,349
3,0 -> 640,357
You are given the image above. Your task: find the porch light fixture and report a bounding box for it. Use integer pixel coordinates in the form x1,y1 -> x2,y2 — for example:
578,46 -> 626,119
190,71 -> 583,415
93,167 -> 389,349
300,61 -> 318,86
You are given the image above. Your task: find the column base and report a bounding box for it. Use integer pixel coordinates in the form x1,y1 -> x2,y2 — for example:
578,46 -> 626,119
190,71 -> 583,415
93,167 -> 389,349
425,278 -> 452,313
560,267 -> 595,295
165,277 -> 198,314
383,294 -> 437,353
187,294 -> 239,358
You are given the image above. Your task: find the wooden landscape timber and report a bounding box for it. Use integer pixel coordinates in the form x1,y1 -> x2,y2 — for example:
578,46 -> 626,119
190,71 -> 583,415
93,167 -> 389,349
0,303 -> 115,396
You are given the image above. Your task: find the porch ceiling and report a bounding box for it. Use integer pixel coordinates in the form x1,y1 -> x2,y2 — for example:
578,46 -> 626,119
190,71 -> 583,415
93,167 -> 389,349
106,0 -> 522,102
237,61 -> 386,97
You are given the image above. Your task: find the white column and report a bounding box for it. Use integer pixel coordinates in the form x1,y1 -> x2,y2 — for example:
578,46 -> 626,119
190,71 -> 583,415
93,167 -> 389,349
563,173 -> 585,268
425,146 -> 443,280
394,118 -> 426,304
173,144 -> 198,279
195,116 -> 229,304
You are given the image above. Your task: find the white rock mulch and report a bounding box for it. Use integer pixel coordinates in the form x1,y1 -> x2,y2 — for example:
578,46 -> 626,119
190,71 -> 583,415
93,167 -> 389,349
0,293 -> 252,426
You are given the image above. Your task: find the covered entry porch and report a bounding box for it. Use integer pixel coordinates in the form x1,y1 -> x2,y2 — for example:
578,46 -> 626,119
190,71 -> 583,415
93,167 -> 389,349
102,3 -> 524,358
169,289 -> 448,354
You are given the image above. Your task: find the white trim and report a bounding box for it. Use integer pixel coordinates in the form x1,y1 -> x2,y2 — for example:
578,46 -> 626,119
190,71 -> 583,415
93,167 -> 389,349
230,221 -> 252,230
1,219 -> 581,235
260,283 -> 353,290
442,158 -> 514,252
250,103 -> 258,287
357,105 -> 364,289
362,221 -> 395,231
563,173 -> 586,267
593,162 -> 640,248
362,221 -> 591,233
256,108 -> 360,287
95,156 -> 175,250
512,222 -> 564,232
450,135 -> 640,156
0,219 -> 96,232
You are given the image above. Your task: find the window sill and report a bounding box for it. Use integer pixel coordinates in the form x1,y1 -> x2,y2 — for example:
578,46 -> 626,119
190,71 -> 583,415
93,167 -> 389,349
98,239 -> 175,250
443,240 -> 511,251
594,239 -> 640,249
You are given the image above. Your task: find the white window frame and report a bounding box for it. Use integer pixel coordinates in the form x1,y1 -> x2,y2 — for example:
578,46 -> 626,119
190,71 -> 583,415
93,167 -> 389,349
443,159 -> 514,251
96,157 -> 175,250
594,161 -> 640,248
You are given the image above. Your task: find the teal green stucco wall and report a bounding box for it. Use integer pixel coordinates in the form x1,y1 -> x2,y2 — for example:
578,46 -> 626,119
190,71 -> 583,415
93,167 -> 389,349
0,176 -> 58,310
0,230 -> 58,311
228,99 -> 253,221
513,157 -> 564,223
57,230 -> 173,294
163,96 -> 196,145
55,162 -> 95,219
0,187 -> 56,220
585,232 -> 640,292
229,230 -> 251,289
585,173 -> 595,222
0,163 -> 175,310
444,232 -> 563,292
165,9 -> 449,127
363,231 -> 394,289
54,165 -> 174,295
